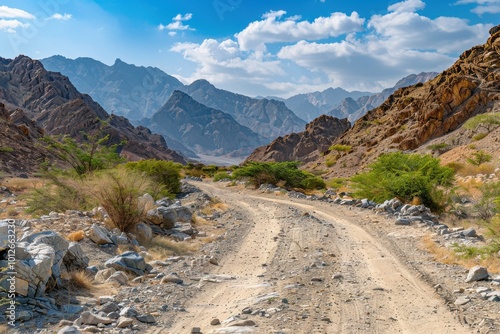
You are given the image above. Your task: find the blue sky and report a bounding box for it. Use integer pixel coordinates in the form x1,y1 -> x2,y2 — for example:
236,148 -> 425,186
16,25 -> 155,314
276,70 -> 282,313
0,0 -> 497,97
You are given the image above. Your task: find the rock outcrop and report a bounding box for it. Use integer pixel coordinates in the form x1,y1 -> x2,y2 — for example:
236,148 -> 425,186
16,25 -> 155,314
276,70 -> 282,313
0,56 -> 185,170
143,91 -> 265,157
246,115 -> 350,163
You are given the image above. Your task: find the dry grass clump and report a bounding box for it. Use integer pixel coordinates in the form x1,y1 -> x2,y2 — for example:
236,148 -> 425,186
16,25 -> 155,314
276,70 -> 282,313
144,236 -> 198,261
116,244 -> 141,255
200,199 -> 228,216
67,230 -> 85,242
456,163 -> 496,177
2,177 -> 42,192
65,270 -> 96,291
421,235 -> 500,274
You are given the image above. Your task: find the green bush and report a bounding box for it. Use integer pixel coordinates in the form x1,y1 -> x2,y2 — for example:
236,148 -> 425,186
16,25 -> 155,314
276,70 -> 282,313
213,171 -> 232,182
0,147 -> 14,153
329,144 -> 352,153
427,143 -> 448,151
25,172 -> 95,214
463,113 -> 500,133
233,161 -> 325,190
125,159 -> 182,197
472,133 -> 488,141
91,169 -> 152,232
201,165 -> 219,177
350,152 -> 454,211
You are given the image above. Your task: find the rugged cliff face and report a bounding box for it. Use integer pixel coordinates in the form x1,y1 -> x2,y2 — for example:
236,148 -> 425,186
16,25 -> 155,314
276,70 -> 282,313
0,56 -> 185,165
245,115 -> 350,163
0,103 -> 59,175
313,26 -> 500,177
144,91 -> 265,157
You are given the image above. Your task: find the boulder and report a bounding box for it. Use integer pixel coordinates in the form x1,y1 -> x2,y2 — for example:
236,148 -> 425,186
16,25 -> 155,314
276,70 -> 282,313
131,222 -> 153,244
146,207 -> 177,229
0,220 -> 10,252
138,193 -> 155,212
117,316 -> 134,328
105,251 -> 151,276
465,266 -> 489,283
86,224 -> 113,245
63,242 -> 89,272
105,271 -> 129,286
95,268 -> 116,283
79,311 -> 113,325
57,326 -> 82,334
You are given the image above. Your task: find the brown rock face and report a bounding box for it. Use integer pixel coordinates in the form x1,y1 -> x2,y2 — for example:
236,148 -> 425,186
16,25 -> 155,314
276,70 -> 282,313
0,56 -> 185,170
312,26 -> 500,177
245,115 -> 350,163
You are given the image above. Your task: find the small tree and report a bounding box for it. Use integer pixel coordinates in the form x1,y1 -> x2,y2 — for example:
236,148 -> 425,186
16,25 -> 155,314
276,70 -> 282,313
125,159 -> 182,196
467,150 -> 492,166
42,133 -> 124,175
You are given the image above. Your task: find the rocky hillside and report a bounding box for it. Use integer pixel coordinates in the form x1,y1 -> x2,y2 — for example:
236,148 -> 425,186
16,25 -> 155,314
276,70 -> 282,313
143,91 -> 265,157
284,87 -> 371,122
0,56 -> 185,167
0,103 -> 61,175
180,79 -> 306,140
328,72 -> 438,122
313,26 -> 500,177
41,56 -> 184,121
246,115 -> 350,163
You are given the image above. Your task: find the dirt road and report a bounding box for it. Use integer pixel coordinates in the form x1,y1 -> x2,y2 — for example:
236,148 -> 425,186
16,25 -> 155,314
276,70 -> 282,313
161,182 -> 470,334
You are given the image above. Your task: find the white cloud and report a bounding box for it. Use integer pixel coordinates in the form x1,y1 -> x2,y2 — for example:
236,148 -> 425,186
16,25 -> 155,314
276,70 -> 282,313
0,5 -> 34,19
0,19 -> 29,33
235,10 -> 364,51
158,13 -> 194,32
169,1 -> 494,96
50,13 -> 72,21
456,0 -> 500,14
387,0 -> 426,13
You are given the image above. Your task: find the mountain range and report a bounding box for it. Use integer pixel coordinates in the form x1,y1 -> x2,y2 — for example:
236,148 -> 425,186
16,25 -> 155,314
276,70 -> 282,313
0,55 -> 185,175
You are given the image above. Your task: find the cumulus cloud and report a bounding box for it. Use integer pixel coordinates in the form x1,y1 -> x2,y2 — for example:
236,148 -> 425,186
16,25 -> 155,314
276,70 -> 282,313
158,13 -> 194,32
0,5 -> 34,19
170,0 -> 494,96
456,0 -> 500,14
235,10 -> 364,51
0,19 -> 29,33
50,13 -> 72,21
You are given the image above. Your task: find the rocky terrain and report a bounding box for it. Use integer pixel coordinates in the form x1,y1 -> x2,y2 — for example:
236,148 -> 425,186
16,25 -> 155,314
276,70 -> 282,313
0,56 -> 185,167
180,79 -> 306,140
327,72 -> 438,122
142,91 -> 265,158
2,177 -> 500,334
245,115 -> 350,163
41,56 -> 184,121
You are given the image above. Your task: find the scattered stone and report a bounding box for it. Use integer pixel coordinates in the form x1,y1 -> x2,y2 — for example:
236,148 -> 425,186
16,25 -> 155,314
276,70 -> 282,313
105,271 -> 129,286
95,268 -> 117,283
79,311 -> 113,325
211,318 -> 221,325
86,224 -> 113,245
161,273 -> 183,284
120,307 -> 138,318
462,228 -> 477,238
136,314 -> 156,323
117,316 -> 134,328
99,302 -> 119,314
105,251 -> 151,276
231,319 -> 256,326
209,257 -> 219,265
191,327 -> 202,333
242,307 -> 252,314
57,326 -> 82,334
454,296 -> 471,306
465,266 -> 489,283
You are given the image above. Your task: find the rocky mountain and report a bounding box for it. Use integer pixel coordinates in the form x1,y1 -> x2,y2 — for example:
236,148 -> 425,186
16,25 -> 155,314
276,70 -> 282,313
311,26 -> 500,177
0,55 -> 185,167
246,115 -> 350,163
0,103 -> 59,175
180,79 -> 306,140
41,55 -> 184,121
328,72 -> 438,122
142,91 -> 264,157
284,87 -> 372,122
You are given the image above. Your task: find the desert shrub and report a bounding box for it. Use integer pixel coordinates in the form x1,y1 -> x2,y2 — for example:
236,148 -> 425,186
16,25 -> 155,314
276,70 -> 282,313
473,133 -> 488,141
42,134 -> 124,176
326,178 -> 347,190
25,172 -> 95,214
213,171 -> 232,182
325,158 -> 336,167
201,165 -> 219,177
427,143 -> 448,151
91,169 -> 152,232
125,159 -> 181,196
463,113 -> 500,133
329,144 -> 352,153
467,150 -> 492,166
472,181 -> 500,221
446,162 -> 464,173
351,152 -> 454,211
0,147 -> 13,153
233,161 -> 325,190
